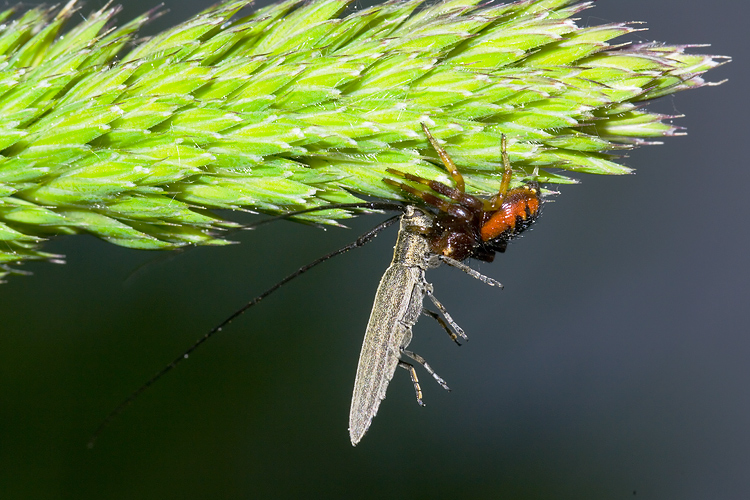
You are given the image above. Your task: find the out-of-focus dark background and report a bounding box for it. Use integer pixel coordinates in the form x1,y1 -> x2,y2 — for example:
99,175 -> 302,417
1,1 -> 746,498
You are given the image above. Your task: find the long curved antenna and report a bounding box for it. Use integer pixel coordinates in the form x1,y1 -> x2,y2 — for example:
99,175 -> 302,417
239,202 -> 405,230
88,211 -> 403,448
124,202 -> 405,283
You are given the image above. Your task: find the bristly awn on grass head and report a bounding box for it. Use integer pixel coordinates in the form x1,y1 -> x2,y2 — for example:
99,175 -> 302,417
88,124 -> 542,448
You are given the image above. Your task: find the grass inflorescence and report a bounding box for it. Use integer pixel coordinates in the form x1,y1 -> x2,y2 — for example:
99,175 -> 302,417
0,0 -> 729,280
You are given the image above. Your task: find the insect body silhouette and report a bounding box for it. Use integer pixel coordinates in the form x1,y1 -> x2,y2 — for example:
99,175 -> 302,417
348,125 -> 541,444
89,124 -> 541,448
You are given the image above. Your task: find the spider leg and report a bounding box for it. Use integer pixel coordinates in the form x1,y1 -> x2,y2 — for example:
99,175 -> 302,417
385,169 -> 483,216
421,123 -> 465,193
489,134 -> 514,210
383,176 -> 453,214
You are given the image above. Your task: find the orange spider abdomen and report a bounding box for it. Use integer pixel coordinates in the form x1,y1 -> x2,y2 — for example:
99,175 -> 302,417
480,184 -> 541,242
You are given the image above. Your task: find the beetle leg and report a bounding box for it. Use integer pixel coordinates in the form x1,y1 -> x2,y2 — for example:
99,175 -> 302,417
424,285 -> 468,341
422,308 -> 462,345
398,361 -> 425,406
401,349 -> 451,392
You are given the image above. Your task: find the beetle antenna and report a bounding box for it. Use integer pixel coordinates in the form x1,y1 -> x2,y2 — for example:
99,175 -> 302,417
124,202 -> 405,283
238,202 -> 404,231
88,210 -> 403,448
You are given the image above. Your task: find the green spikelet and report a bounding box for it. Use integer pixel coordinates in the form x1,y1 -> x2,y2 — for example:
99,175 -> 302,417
0,0 -> 729,280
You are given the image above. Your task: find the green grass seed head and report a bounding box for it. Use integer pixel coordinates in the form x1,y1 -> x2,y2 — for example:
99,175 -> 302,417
0,0 -> 730,278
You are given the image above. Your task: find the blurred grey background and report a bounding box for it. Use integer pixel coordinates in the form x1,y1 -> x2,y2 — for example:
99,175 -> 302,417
0,0 -> 746,498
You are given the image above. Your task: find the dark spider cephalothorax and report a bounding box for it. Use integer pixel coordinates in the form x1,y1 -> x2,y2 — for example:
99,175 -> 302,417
384,124 -> 542,262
